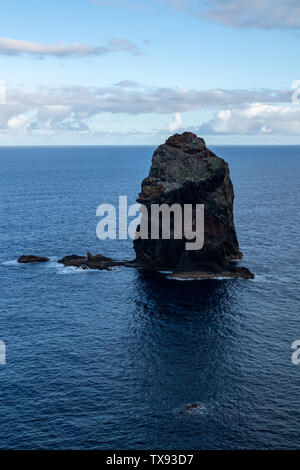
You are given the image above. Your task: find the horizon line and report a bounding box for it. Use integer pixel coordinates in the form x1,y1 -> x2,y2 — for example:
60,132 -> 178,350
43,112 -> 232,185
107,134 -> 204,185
0,143 -> 300,148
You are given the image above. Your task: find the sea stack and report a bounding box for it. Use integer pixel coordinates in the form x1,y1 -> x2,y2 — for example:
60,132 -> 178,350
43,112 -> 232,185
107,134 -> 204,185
24,132 -> 254,279
134,132 -> 254,279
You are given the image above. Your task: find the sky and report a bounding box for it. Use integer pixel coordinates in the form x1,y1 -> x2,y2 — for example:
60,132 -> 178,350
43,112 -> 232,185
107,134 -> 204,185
0,0 -> 300,145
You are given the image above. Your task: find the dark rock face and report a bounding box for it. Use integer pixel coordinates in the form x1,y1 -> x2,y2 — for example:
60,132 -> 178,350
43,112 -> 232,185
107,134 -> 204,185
134,132 -> 254,279
57,252 -> 137,270
58,253 -> 121,270
18,255 -> 49,263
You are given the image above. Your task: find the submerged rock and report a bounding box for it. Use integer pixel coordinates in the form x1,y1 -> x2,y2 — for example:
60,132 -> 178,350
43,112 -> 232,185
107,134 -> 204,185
187,403 -> 201,410
134,132 -> 254,279
18,255 -> 49,263
186,403 -> 206,412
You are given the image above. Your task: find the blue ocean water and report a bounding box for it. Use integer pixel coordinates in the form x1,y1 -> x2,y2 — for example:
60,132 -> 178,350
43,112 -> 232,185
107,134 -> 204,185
0,145 -> 299,450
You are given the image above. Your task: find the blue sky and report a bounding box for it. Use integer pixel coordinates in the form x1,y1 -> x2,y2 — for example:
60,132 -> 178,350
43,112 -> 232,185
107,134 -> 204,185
0,0 -> 300,144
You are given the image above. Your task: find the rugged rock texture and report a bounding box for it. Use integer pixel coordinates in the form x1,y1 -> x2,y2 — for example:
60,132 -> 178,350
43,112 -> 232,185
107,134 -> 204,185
58,253 -> 121,270
58,252 -> 138,270
18,255 -> 49,263
134,132 -> 254,279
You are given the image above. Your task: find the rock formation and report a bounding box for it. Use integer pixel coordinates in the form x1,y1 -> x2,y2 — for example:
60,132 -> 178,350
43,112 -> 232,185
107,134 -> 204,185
18,132 -> 254,279
18,255 -> 49,263
58,252 -> 131,270
133,132 -> 254,279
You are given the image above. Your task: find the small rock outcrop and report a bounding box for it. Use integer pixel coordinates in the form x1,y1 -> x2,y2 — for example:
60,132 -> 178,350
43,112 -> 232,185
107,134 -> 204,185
58,252 -> 136,270
186,403 -> 203,411
18,255 -> 50,263
58,253 -> 119,270
134,132 -> 254,279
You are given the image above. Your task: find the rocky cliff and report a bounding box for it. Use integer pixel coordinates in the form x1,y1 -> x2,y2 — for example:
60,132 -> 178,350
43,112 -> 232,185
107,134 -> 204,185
134,132 -> 254,279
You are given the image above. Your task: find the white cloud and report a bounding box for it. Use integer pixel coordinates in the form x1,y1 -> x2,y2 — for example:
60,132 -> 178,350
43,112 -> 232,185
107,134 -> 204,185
0,82 -> 297,137
114,80 -> 140,88
168,112 -> 183,132
199,103 -> 300,135
203,0 -> 300,30
7,113 -> 28,129
0,37 -> 140,58
3,84 -> 291,118
93,0 -> 300,30
0,81 -> 6,104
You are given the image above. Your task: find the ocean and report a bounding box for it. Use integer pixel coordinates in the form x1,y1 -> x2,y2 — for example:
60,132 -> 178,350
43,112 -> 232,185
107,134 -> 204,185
0,145 -> 299,449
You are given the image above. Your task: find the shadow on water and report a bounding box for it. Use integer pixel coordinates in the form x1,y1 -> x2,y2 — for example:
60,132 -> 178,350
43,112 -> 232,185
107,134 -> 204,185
130,268 -> 239,326
124,269 -> 245,423
107,268 -> 254,448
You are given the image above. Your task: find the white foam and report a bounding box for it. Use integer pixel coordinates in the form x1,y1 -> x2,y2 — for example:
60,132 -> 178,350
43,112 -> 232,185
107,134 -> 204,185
3,256 -> 57,267
56,265 -> 119,275
252,274 -> 288,283
2,259 -> 19,266
167,275 -> 234,281
2,257 -> 120,275
57,266 -> 87,275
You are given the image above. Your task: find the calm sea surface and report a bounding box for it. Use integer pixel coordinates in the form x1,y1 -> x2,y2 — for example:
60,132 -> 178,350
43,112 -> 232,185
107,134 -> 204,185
0,145 -> 299,449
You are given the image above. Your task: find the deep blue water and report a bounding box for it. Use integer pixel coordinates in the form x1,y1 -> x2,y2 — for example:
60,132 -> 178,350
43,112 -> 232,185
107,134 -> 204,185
0,145 -> 299,449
